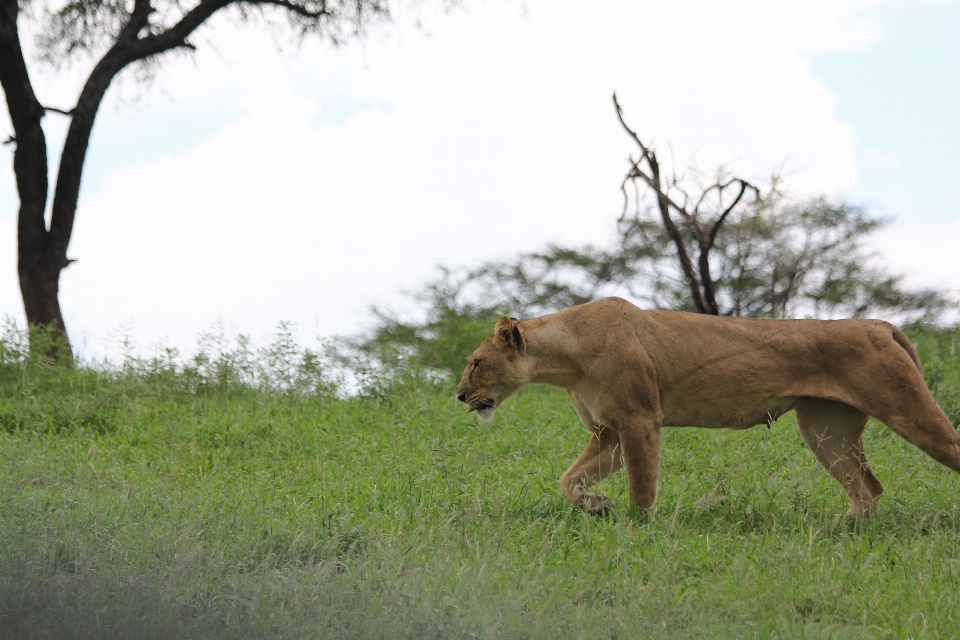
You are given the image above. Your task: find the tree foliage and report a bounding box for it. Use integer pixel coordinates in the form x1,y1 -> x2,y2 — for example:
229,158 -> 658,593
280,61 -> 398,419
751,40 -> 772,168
616,186 -> 950,321
34,0 -> 387,65
396,188 -> 950,331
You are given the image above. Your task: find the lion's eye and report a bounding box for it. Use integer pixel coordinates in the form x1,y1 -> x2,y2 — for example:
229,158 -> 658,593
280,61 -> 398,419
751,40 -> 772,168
471,360 -> 481,373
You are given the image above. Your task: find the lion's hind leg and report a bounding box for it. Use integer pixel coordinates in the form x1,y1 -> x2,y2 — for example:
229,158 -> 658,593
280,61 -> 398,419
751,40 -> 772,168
795,398 -> 884,517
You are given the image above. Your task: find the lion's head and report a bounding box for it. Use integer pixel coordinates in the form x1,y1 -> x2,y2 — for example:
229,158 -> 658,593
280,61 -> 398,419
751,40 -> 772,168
455,316 -> 528,421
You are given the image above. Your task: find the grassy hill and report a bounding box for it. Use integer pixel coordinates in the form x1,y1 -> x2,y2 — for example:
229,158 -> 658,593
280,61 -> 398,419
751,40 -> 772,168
1,326 -> 959,638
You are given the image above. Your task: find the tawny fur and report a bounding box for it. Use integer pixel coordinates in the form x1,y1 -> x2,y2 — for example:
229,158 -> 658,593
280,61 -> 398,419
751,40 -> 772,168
455,297 -> 960,516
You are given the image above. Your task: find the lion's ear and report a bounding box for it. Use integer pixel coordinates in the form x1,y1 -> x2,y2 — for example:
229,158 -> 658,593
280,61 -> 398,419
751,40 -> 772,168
493,316 -> 524,352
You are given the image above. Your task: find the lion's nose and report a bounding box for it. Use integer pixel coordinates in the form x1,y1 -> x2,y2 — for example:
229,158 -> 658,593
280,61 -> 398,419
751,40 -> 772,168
456,392 -> 466,403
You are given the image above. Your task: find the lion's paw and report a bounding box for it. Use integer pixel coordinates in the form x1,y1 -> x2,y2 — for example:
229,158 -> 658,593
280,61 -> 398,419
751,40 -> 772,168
582,492 -> 615,515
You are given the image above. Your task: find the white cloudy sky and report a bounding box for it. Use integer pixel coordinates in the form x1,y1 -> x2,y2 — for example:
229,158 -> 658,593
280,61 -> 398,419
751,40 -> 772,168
0,0 -> 958,358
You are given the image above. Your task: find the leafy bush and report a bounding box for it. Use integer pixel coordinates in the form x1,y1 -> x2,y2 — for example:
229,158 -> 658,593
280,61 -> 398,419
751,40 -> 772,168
356,309 -> 498,375
335,299 -> 505,393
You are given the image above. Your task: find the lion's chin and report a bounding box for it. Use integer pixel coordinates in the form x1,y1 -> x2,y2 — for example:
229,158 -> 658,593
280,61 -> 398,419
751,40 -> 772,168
476,406 -> 497,422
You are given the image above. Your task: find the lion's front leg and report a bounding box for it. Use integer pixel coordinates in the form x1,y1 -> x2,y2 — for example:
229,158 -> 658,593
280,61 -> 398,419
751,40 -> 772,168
618,418 -> 662,512
559,425 -> 623,514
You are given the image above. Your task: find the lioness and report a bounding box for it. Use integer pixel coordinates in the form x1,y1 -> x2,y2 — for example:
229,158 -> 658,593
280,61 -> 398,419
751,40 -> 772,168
455,297 -> 960,516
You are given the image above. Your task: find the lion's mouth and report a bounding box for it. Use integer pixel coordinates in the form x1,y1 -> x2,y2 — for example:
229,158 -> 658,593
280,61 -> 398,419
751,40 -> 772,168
466,397 -> 497,421
467,397 -> 495,413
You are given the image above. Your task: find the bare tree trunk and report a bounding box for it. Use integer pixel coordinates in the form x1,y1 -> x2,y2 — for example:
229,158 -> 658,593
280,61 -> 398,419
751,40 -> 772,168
0,0 -> 72,358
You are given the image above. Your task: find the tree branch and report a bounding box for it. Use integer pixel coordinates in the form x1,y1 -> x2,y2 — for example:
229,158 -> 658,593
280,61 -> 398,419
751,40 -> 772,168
129,0 -> 330,63
613,92 -> 654,167
706,179 -> 755,250
623,159 -> 696,228
258,0 -> 331,19
125,0 -> 234,61
46,0 -> 243,267
614,93 -> 707,313
692,178 -> 736,218
116,0 -> 155,45
48,0 -> 342,270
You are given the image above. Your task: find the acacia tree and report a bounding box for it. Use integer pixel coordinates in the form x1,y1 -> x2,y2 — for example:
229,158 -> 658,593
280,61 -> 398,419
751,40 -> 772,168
0,0 -> 389,358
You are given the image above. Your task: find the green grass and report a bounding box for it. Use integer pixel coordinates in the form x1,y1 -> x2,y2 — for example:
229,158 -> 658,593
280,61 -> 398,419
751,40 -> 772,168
1,328 -> 960,638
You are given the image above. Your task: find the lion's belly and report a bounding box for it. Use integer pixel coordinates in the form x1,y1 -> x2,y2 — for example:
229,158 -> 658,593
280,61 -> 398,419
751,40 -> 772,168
662,396 -> 799,430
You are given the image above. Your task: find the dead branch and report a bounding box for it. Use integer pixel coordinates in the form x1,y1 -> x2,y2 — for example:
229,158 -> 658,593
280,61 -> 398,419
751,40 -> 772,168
612,92 -> 759,315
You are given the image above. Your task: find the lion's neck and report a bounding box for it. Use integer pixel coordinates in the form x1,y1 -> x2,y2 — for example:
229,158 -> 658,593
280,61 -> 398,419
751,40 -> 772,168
520,320 -> 585,388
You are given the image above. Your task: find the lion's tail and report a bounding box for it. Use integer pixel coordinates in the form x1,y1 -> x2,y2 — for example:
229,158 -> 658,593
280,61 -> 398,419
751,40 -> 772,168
887,322 -> 923,375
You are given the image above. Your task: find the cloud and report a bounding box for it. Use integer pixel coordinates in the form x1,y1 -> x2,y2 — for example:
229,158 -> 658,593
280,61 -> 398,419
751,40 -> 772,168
871,218 -> 960,297
1,1 -> 888,355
